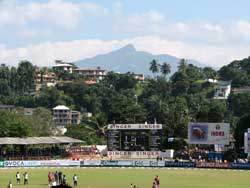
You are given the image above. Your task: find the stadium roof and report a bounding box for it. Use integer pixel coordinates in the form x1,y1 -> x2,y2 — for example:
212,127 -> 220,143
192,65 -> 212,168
0,136 -> 84,145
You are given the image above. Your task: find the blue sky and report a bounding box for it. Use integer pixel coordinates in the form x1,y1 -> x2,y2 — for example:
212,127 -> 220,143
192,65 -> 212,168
0,0 -> 250,67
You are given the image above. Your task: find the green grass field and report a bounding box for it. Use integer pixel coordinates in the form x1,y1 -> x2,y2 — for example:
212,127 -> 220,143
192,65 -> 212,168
0,167 -> 249,188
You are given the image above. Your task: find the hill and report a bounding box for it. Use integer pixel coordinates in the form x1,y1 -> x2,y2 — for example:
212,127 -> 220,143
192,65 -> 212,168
74,44 -> 206,75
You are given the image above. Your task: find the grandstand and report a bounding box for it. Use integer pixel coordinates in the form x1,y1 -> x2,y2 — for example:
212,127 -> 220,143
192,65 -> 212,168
0,137 -> 84,160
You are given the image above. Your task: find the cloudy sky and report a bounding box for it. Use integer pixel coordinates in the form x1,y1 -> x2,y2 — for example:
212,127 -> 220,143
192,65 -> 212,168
0,0 -> 250,67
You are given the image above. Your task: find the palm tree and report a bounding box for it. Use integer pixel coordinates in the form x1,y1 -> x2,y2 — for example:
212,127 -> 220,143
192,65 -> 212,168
178,58 -> 188,72
149,59 -> 159,77
160,62 -> 171,78
82,113 -> 108,137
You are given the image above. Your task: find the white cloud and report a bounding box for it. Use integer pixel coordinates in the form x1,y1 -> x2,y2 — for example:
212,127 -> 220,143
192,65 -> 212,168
235,20 -> 250,38
203,23 -> 223,33
0,0 -> 107,29
1,36 -> 250,68
15,29 -> 52,38
175,22 -> 190,33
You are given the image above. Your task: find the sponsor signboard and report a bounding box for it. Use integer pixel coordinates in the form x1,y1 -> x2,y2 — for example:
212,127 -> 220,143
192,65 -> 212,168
4,160 -> 80,167
165,161 -> 196,168
196,162 -> 230,169
244,132 -> 250,155
0,161 -> 4,167
149,161 -> 165,167
101,160 -> 119,166
231,163 -> 250,169
107,151 -> 161,159
188,122 -> 230,145
81,160 -> 101,166
108,124 -> 162,130
39,160 -> 80,167
117,161 -> 134,166
133,160 -> 151,167
4,161 -> 26,167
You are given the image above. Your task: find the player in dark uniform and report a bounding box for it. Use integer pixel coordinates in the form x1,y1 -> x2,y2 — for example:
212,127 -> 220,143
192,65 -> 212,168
58,171 -> 63,184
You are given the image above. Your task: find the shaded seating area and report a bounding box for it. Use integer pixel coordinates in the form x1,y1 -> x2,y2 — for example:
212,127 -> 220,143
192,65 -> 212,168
0,136 -> 84,160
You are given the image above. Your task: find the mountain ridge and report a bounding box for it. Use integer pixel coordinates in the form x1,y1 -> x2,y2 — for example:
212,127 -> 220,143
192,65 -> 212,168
75,44 -> 207,75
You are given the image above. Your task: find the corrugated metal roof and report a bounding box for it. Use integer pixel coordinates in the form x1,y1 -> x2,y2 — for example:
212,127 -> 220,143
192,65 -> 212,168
0,137 -> 84,145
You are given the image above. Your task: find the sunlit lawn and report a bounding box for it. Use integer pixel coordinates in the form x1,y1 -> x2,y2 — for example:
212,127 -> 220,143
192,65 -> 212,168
0,167 -> 249,188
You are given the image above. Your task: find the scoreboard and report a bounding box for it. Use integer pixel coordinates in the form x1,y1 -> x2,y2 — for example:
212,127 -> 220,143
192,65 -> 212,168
107,124 -> 162,153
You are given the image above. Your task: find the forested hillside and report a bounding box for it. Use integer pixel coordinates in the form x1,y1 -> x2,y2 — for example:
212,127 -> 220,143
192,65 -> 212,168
0,58 -> 250,151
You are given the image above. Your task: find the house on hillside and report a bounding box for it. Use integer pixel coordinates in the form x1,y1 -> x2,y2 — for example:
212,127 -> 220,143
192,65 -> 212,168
214,81 -> 231,99
133,73 -> 145,82
74,67 -> 106,81
53,60 -> 73,73
0,105 -> 15,111
52,105 -> 81,126
36,72 -> 56,84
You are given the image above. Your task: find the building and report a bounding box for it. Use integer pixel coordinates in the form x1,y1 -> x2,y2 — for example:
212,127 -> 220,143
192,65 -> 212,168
0,105 -> 15,111
214,81 -> 231,99
71,111 -> 81,125
52,105 -> 81,126
133,74 -> 145,82
53,60 -> 73,73
232,86 -> 250,94
74,67 -> 106,81
36,72 -> 56,84
118,72 -> 145,82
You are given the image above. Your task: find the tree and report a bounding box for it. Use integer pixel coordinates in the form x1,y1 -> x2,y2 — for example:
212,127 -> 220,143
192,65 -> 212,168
160,62 -> 171,78
17,60 -> 35,94
228,93 -> 250,117
0,111 -> 32,137
196,100 -> 227,122
203,67 -> 217,79
234,113 -> 250,150
82,112 -> 108,137
149,59 -> 159,76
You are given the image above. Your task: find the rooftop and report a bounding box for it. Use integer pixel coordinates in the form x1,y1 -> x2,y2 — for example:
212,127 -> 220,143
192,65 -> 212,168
53,63 -> 73,67
53,105 -> 70,110
0,136 -> 84,145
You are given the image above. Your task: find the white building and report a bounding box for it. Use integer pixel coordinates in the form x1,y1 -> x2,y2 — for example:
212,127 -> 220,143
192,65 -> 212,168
214,81 -> 231,99
74,67 -> 106,81
53,105 -> 71,126
52,105 -> 82,126
52,60 -> 73,73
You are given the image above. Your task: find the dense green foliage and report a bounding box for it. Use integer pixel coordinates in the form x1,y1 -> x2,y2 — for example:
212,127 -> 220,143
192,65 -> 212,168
0,58 -> 250,151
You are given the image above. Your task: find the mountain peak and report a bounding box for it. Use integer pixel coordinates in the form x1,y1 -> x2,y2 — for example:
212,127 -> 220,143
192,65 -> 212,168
117,44 -> 136,53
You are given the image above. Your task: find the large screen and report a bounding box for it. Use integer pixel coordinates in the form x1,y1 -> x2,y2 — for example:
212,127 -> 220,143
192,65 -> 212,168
107,124 -> 162,151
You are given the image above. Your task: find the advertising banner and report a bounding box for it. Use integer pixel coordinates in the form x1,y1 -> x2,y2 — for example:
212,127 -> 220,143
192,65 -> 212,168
117,161 -> 134,166
188,122 -> 230,145
101,160 -> 119,166
231,163 -> 250,169
165,161 -> 196,167
4,161 -> 27,167
196,162 -> 230,169
244,132 -> 250,155
39,160 -> 80,167
0,161 -> 4,167
133,160 -> 151,167
81,160 -> 101,166
150,161 -> 165,167
107,151 -> 161,159
108,124 -> 162,130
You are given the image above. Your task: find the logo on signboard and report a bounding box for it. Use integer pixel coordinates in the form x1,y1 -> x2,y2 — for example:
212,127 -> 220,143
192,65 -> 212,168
216,124 -> 221,130
190,125 -> 208,141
